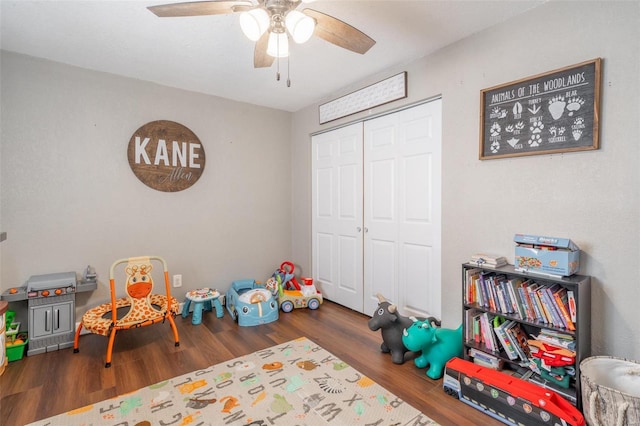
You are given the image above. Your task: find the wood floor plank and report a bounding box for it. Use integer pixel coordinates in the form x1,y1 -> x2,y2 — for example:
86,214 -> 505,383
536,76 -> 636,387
0,300 -> 503,426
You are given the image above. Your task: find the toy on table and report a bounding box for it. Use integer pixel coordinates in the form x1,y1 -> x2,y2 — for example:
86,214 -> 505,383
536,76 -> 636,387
225,279 -> 279,326
368,293 -> 440,365
402,318 -> 463,379
269,261 -> 323,312
182,288 -> 224,325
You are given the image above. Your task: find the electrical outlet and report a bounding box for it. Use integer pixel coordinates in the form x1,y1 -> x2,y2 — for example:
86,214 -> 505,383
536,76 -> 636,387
173,274 -> 182,288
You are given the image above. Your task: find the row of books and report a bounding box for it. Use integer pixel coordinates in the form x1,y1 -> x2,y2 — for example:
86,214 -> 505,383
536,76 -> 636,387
466,310 -> 532,363
464,268 -> 576,330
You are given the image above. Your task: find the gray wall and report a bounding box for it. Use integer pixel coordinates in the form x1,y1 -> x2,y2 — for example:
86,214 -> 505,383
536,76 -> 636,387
1,52 -> 292,314
291,1 -> 640,359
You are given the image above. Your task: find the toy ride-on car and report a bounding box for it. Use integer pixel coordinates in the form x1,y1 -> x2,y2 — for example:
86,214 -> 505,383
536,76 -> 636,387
278,277 -> 323,313
225,279 -> 278,326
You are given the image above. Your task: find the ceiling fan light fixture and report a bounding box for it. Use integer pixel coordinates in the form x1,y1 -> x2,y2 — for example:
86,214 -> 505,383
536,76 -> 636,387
239,8 -> 269,41
267,31 -> 289,58
285,10 -> 315,44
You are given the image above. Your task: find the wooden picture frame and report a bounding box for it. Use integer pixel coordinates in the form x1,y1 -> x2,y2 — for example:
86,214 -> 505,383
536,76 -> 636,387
479,58 -> 601,160
319,72 -> 407,124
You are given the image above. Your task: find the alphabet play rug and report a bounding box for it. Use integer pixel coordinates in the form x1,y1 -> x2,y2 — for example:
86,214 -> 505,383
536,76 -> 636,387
29,337 -> 438,425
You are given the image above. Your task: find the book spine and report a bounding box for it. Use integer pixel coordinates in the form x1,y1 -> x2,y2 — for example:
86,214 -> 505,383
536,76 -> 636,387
480,313 -> 497,352
518,286 -> 535,322
499,281 -> 514,314
553,289 -> 576,330
505,324 -> 527,361
527,286 -> 545,323
478,275 -> 490,309
474,278 -> 484,307
495,281 -> 508,313
485,275 -> 497,311
506,280 -> 524,319
567,290 -> 577,322
540,287 -> 565,328
494,322 -> 518,360
545,286 -> 569,329
464,309 -> 473,341
465,269 -> 480,304
535,289 -> 554,325
473,314 -> 482,344
507,323 -> 531,361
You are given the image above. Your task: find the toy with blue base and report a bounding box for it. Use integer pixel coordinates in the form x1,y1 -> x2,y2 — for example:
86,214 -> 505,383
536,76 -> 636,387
182,288 -> 223,325
225,279 -> 278,326
402,318 -> 463,379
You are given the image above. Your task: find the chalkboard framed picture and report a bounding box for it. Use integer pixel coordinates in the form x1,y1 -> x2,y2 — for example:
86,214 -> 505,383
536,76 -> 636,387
479,58 -> 601,160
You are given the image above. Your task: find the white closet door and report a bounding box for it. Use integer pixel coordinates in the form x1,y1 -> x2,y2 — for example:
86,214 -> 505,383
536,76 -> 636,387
311,123 -> 364,312
363,100 -> 442,319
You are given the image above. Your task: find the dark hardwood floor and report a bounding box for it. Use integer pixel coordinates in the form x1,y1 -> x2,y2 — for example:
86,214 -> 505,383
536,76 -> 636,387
0,300 -> 502,425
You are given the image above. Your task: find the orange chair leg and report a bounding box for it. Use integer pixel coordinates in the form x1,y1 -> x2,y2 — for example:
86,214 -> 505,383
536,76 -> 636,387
73,322 -> 84,353
168,315 -> 180,347
105,329 -> 117,368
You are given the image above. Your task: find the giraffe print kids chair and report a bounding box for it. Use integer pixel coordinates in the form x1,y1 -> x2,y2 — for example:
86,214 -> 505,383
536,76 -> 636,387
73,256 -> 180,367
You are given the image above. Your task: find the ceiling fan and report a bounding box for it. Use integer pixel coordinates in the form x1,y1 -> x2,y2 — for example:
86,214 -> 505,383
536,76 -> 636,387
148,0 -> 376,83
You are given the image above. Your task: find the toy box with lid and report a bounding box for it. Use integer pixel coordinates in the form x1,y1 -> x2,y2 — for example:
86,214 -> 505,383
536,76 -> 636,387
514,234 -> 580,276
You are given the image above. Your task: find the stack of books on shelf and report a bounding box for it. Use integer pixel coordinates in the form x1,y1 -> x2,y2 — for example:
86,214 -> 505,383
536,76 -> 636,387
464,271 -> 577,331
526,330 -> 577,403
533,329 -> 576,351
467,347 -> 503,370
469,253 -> 508,268
493,318 -> 532,363
465,310 -> 531,360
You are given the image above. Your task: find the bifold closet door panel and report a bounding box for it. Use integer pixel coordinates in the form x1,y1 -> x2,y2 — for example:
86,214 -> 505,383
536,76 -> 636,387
363,100 -> 442,319
311,123 -> 364,313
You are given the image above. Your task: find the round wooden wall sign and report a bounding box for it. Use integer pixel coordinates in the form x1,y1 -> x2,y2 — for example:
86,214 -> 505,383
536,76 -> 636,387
128,120 -> 206,192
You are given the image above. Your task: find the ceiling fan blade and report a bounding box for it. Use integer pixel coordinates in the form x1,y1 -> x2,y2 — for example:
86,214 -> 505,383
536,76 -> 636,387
254,31 -> 275,68
303,8 -> 375,55
148,1 -> 252,17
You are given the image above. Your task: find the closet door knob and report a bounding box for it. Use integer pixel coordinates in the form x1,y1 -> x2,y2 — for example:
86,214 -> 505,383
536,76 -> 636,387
357,227 -> 362,232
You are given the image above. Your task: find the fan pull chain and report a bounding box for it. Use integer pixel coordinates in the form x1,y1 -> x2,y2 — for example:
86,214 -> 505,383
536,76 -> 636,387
276,34 -> 281,81
272,34 -> 291,87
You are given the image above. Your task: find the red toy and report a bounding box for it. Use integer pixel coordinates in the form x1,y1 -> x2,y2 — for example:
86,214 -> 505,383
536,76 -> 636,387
443,357 -> 584,426
278,261 -> 301,290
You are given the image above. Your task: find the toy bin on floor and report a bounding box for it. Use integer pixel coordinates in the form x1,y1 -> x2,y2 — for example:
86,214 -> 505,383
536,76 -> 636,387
581,356 -> 640,426
6,332 -> 28,362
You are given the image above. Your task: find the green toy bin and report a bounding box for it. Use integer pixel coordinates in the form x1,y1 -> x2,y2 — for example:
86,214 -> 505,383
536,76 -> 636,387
6,332 -> 28,362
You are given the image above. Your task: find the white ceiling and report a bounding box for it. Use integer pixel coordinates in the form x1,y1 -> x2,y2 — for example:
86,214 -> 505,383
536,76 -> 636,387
1,0 -> 546,112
